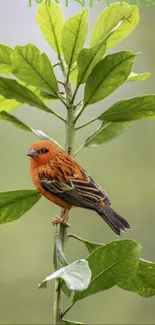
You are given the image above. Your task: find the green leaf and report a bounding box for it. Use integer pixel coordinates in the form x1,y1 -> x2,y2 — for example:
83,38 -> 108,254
36,0 -> 64,55
69,233 -> 102,254
99,95 -> 155,122
38,259 -> 91,291
53,235 -> 67,271
0,190 -> 41,224
0,76 -> 53,113
62,320 -> 84,325
127,72 -> 151,82
62,9 -> 88,74
0,112 -> 64,150
84,51 -> 135,105
77,37 -> 107,85
31,129 -> 64,151
90,2 -> 139,50
0,111 -> 31,131
11,44 -> 58,95
84,121 -> 132,147
118,258 -> 155,297
53,235 -> 71,297
70,68 -> 78,85
0,44 -> 13,75
0,83 -> 58,114
74,239 -> 141,302
0,96 -> 21,112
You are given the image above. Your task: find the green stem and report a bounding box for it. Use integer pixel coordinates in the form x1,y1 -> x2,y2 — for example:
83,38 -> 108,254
73,143 -> 85,157
53,62 -> 60,68
75,116 -> 99,131
71,83 -> 80,104
74,103 -> 87,124
52,57 -> 75,325
58,80 -> 65,86
50,109 -> 66,123
75,98 -> 83,109
62,301 -> 76,318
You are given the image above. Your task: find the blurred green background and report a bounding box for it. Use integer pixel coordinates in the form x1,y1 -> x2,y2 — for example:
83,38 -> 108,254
0,0 -> 155,324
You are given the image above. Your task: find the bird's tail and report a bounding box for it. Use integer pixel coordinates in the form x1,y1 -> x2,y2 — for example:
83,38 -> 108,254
97,204 -> 131,236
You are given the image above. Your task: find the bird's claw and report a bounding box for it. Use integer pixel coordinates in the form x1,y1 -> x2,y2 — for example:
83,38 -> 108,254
52,217 -> 70,227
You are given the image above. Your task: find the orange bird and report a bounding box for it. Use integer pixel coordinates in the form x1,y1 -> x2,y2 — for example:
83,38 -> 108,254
27,140 -> 131,236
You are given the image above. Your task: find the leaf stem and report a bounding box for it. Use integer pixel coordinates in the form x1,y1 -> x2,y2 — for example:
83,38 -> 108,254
74,103 -> 87,124
73,143 -> 85,157
75,116 -> 99,131
57,93 -> 68,108
49,109 -> 66,123
75,98 -> 83,109
53,62 -> 60,68
58,80 -> 65,86
61,301 -> 76,318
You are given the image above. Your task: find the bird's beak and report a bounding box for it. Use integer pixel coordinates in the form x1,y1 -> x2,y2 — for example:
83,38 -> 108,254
27,148 -> 38,158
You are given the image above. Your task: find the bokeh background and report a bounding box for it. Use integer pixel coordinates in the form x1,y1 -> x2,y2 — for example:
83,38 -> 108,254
0,0 -> 155,324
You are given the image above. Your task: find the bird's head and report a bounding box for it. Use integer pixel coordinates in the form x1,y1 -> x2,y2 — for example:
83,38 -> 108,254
27,140 -> 59,166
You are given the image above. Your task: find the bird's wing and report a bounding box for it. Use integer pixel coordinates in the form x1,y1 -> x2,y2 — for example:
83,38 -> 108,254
38,152 -> 110,209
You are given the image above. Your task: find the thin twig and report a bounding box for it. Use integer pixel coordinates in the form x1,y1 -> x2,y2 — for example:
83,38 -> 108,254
58,80 -> 65,86
49,109 -> 66,123
57,93 -> 68,108
76,116 -> 99,131
75,98 -> 83,109
62,301 -> 76,318
53,62 -> 60,68
74,103 -> 87,124
73,143 -> 85,157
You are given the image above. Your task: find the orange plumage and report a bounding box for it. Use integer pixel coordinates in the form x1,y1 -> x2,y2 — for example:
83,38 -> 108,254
27,140 -> 131,235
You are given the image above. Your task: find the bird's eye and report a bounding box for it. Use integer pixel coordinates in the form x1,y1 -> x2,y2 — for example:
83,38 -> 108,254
39,148 -> 49,154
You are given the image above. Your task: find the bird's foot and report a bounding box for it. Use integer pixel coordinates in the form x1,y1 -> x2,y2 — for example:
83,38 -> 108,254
52,217 -> 70,228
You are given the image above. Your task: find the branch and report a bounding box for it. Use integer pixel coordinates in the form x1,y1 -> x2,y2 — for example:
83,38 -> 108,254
49,108 -> 66,123
73,143 -> 85,157
74,103 -> 87,124
61,301 -> 76,318
75,116 -> 99,131
53,62 -> 60,68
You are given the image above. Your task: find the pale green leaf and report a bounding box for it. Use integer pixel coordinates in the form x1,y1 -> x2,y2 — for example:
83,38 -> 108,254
36,1 -> 64,55
0,83 -> 58,114
127,72 -> 151,82
77,37 -> 107,85
69,233 -> 102,254
0,111 -> 30,131
39,259 -> 91,291
0,76 -> 53,113
62,9 -> 88,73
84,51 -> 135,105
54,235 -> 67,271
62,320 -> 84,325
70,68 -> 78,85
99,95 -> 155,121
74,239 -> 141,302
90,2 -> 139,50
11,44 -> 58,95
0,96 -> 21,112
0,190 -> 41,224
118,258 -> 155,297
84,121 -> 132,146
0,44 -> 13,74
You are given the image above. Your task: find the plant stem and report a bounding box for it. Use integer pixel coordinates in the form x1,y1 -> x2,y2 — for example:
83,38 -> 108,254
75,116 -> 99,131
52,57 -> 75,325
62,301 -> 76,318
74,103 -> 87,124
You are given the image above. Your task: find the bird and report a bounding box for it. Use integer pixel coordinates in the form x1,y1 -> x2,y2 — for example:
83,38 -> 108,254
27,140 -> 131,236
